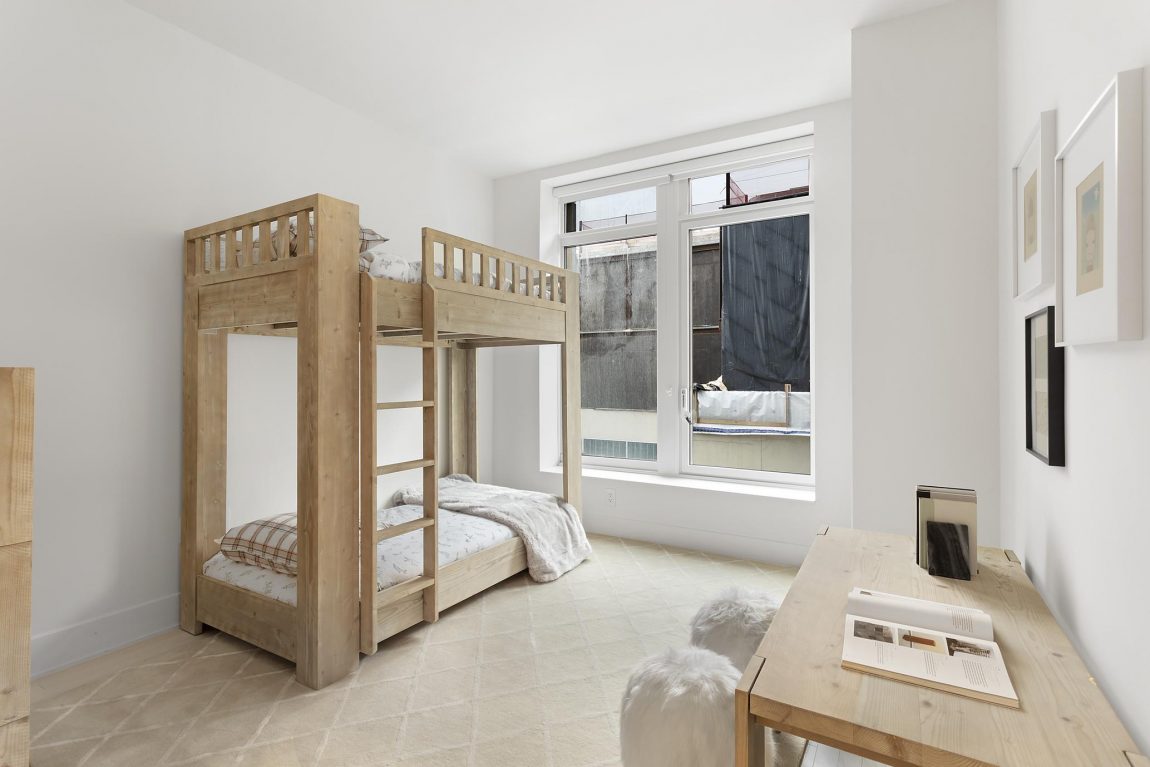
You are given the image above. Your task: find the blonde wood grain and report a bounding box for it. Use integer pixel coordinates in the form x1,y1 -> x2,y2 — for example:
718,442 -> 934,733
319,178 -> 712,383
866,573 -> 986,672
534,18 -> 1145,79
447,348 -> 478,479
374,537 -> 526,641
438,290 -> 566,343
377,400 -> 434,410
0,718 -> 28,767
359,272 -> 378,656
185,194 -> 320,240
422,281 -> 439,623
180,300 -> 226,635
736,655 -> 766,767
0,370 -> 33,548
375,516 -> 434,542
258,220 -> 273,263
561,281 -> 582,513
294,195 -> 360,689
297,208 -> 311,259
436,535 -> 526,607
191,256 -> 298,288
181,195 -> 583,688
1126,752 -> 1150,767
198,270 -> 298,330
276,215 -> 290,262
195,575 -> 296,661
375,575 -> 435,608
0,441 -> 28,767
372,279 -> 423,330
748,528 -> 1142,767
376,458 -> 435,475
0,544 -> 30,731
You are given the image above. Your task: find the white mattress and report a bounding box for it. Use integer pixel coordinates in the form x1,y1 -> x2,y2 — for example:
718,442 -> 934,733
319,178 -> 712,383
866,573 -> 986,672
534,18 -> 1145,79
202,504 -> 515,607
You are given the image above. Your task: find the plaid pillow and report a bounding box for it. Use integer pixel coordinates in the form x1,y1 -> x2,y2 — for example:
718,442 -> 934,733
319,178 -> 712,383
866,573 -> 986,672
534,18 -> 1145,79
219,514 -> 298,575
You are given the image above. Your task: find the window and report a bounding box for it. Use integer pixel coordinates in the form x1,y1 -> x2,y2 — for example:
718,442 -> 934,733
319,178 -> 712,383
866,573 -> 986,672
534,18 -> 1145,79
689,156 -> 810,214
556,139 -> 814,485
566,235 -> 658,461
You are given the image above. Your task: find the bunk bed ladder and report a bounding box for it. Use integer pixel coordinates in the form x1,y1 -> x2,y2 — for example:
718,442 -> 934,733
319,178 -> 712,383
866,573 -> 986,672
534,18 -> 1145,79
359,275 -> 439,656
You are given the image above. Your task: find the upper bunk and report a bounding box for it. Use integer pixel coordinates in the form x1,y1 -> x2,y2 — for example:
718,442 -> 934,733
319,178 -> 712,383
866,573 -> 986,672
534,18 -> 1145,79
184,193 -> 577,348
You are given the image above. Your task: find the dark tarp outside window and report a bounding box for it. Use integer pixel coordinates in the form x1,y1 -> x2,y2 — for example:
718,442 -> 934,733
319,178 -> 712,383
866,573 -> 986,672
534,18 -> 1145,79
720,216 -> 810,391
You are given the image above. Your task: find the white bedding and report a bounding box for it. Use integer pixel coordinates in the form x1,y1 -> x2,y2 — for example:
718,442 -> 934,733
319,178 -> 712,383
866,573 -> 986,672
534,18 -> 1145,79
360,246 -> 554,297
202,504 -> 515,607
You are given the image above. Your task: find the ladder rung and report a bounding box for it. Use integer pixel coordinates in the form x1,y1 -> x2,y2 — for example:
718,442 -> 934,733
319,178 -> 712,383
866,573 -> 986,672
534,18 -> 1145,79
376,400 -> 434,410
375,575 -> 435,608
376,458 -> 435,475
376,516 -> 435,541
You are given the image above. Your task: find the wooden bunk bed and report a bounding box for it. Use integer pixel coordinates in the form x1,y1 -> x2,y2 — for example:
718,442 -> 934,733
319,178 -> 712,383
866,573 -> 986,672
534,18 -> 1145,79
181,194 -> 582,689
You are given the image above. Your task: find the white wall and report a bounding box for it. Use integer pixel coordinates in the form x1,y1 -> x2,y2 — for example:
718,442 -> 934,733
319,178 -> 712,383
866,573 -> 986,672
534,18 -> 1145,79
492,102 -> 854,566
0,0 -> 493,674
998,0 -> 1150,750
852,0 -> 1001,539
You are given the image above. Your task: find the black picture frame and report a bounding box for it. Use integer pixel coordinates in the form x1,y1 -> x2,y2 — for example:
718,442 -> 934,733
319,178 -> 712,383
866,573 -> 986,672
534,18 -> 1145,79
1025,306 -> 1065,465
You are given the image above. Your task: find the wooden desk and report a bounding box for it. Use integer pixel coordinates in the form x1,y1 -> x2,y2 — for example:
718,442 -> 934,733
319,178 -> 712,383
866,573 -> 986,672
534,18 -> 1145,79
736,527 -> 1146,767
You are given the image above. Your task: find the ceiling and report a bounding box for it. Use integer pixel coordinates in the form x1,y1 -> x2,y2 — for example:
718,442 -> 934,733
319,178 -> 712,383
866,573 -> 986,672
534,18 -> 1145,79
130,0 -> 950,177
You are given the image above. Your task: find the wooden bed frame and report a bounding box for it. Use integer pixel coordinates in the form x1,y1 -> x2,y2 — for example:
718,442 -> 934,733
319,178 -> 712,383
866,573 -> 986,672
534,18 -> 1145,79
181,194 -> 582,689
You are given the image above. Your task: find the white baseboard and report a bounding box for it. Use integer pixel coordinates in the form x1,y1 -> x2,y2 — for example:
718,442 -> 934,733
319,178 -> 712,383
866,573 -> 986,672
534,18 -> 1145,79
584,513 -> 811,567
32,593 -> 179,678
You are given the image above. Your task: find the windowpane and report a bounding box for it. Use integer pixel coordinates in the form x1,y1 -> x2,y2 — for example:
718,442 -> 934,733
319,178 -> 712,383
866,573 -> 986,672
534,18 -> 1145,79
565,236 -> 658,461
689,157 -> 810,214
565,187 -> 656,233
688,217 -> 811,475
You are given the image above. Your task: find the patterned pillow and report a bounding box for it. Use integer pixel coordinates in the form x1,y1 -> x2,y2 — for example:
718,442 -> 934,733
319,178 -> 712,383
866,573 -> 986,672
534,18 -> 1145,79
219,514 -> 298,575
274,212 -> 388,259
359,243 -> 422,282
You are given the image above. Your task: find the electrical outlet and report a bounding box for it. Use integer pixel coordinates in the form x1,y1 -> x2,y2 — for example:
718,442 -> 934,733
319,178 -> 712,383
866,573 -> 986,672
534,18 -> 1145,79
605,488 -> 617,508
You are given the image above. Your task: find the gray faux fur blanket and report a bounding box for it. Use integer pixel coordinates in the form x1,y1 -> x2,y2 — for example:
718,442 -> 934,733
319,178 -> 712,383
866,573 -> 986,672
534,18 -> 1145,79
398,475 -> 591,582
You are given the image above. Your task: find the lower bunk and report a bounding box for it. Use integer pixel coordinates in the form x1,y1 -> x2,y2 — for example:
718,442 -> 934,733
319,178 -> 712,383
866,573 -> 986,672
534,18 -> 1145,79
194,505 -> 527,663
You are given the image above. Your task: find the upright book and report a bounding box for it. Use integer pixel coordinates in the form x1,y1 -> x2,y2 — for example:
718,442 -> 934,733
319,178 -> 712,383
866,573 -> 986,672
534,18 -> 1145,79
916,485 -> 977,579
841,587 -> 1019,708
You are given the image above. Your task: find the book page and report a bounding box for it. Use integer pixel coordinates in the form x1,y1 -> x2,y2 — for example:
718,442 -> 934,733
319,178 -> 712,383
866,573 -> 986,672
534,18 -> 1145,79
841,614 -> 1017,704
847,588 -> 993,642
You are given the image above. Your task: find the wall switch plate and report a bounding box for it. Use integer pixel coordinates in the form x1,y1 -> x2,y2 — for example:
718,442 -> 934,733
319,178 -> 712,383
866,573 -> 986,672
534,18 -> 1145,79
605,488 -> 616,507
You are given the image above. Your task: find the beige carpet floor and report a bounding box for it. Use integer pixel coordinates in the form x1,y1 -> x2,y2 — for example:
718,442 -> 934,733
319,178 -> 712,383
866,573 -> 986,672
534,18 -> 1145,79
29,534 -> 797,767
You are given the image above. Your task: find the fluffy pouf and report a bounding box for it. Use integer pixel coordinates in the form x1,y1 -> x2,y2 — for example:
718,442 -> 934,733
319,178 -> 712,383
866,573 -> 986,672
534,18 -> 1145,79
620,646 -> 774,767
689,587 -> 779,671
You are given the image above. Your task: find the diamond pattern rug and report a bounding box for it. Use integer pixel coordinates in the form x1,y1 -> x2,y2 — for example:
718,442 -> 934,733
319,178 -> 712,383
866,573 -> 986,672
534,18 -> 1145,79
30,534 -> 797,766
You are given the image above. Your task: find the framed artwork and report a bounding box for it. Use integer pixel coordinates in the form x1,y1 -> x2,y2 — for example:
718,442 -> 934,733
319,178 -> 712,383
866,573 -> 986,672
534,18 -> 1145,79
1025,306 -> 1065,466
1055,68 -> 1144,345
1012,111 -> 1056,299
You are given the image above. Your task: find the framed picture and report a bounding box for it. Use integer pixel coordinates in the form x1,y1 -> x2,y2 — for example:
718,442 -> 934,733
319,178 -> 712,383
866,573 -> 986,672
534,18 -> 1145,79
1055,68 -> 1144,345
1012,111 -> 1056,299
1025,306 -> 1065,466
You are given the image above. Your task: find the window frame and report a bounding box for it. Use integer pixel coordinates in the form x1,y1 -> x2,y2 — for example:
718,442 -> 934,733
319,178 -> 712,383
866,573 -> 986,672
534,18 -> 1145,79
552,136 -> 816,487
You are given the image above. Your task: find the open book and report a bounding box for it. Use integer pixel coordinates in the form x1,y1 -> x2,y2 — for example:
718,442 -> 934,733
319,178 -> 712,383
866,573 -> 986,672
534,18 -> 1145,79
841,588 -> 1019,708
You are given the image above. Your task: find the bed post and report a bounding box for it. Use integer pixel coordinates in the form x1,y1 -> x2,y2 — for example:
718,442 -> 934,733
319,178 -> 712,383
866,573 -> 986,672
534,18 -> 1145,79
561,280 -> 582,513
447,347 -> 478,480
180,242 -> 227,634
295,195 -> 361,689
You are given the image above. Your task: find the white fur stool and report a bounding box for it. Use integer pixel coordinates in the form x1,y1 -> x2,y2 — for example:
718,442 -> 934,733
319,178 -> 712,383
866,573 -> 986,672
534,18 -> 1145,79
689,587 -> 779,671
621,646 -> 775,767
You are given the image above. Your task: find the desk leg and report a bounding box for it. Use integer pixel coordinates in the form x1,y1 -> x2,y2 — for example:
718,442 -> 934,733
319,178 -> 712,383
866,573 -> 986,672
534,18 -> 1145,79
736,656 -> 766,767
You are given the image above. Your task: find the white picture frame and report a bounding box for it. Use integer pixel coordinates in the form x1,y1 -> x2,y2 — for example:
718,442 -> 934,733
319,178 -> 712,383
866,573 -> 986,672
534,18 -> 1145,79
1055,68 -> 1144,346
1012,111 -> 1056,299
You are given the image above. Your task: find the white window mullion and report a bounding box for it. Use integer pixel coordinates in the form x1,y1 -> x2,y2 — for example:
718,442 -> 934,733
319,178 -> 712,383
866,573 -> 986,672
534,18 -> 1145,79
655,181 -> 680,476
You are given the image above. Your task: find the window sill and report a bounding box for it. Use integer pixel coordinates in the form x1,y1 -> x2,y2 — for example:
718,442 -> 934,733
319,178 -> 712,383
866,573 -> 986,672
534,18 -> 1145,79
540,464 -> 816,502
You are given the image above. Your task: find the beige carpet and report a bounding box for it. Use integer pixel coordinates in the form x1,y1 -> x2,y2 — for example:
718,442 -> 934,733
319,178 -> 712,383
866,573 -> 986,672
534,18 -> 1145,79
30,534 -> 797,767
